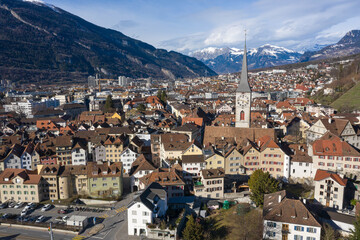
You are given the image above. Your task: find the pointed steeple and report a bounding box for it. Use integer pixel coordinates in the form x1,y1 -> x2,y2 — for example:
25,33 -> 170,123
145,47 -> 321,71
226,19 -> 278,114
237,33 -> 251,93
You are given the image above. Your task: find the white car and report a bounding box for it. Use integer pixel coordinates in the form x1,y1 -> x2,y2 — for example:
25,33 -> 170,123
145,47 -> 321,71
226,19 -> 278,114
41,204 -> 52,212
21,208 -> 29,217
14,202 -> 24,209
25,202 -> 36,210
35,215 -> 45,223
62,216 -> 69,222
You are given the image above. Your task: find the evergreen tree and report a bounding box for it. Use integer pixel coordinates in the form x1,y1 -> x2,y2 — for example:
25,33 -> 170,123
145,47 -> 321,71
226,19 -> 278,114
349,215 -> 360,240
248,169 -> 279,207
321,223 -> 339,240
104,95 -> 114,112
182,215 -> 203,240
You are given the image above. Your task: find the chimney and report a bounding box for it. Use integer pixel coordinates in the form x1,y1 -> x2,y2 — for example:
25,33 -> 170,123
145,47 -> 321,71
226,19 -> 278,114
278,194 -> 282,203
328,118 -> 332,124
303,198 -> 306,205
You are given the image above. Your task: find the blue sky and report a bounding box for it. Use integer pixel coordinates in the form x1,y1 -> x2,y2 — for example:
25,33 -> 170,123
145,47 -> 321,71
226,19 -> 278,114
43,0 -> 360,52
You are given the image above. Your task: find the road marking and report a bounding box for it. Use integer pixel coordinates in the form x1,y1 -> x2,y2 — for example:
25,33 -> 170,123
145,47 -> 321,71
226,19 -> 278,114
115,206 -> 127,213
72,235 -> 86,240
99,213 -> 108,218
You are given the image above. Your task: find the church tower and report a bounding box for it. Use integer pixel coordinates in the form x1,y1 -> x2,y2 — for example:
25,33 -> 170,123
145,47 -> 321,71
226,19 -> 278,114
235,36 -> 252,128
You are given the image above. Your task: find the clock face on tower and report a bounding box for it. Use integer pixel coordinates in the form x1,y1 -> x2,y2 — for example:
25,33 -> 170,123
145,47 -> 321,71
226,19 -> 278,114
237,94 -> 249,107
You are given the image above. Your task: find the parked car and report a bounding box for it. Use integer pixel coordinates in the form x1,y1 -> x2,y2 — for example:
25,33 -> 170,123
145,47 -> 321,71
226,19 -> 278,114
1,213 -> 10,219
62,216 -> 69,222
14,202 -> 24,209
24,202 -> 36,210
41,204 -> 52,212
0,202 -> 8,209
58,209 -> 69,214
35,215 -> 46,223
8,202 -> 16,208
21,208 -> 30,217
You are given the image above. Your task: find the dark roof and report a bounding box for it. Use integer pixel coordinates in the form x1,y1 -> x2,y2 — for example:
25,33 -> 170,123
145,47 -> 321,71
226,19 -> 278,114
128,182 -> 166,211
182,155 -> 204,163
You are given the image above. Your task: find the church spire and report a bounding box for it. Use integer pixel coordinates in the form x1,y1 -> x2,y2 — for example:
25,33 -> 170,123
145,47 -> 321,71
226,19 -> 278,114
237,32 -> 251,93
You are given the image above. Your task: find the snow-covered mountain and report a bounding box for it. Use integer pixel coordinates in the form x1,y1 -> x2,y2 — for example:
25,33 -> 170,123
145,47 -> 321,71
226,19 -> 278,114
300,30 -> 360,62
189,44 -> 301,74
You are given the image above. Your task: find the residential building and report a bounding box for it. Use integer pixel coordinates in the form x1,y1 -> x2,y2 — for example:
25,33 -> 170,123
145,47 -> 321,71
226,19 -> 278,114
314,169 -> 347,209
130,155 -> 156,192
182,155 -> 206,184
139,168 -> 185,199
306,118 -> 360,148
194,168 -> 225,199
72,141 -> 88,165
289,144 -> 313,179
224,146 -> 244,175
310,132 -> 360,177
263,190 -> 321,240
119,147 -> 139,174
87,162 -> 123,199
127,182 -> 168,236
0,168 -> 46,203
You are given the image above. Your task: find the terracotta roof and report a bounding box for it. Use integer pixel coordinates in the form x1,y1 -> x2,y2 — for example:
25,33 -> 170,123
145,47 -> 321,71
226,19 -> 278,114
0,168 -> 42,185
139,168 -> 185,187
314,169 -> 347,186
312,132 -> 360,157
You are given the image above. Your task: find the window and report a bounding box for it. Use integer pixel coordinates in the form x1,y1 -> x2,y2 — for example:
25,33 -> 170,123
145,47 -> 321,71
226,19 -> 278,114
307,227 -> 317,233
267,222 -> 277,228
306,237 -> 316,240
240,111 -> 245,120
334,187 -> 338,192
92,184 -> 96,187
266,231 -> 276,237
132,219 -> 137,223
132,210 -> 137,215
294,226 -> 304,231
294,235 -> 303,240
143,211 -> 149,216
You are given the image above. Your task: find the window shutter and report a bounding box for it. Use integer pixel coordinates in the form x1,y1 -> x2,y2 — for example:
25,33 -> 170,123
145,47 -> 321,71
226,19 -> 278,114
301,227 -> 304,231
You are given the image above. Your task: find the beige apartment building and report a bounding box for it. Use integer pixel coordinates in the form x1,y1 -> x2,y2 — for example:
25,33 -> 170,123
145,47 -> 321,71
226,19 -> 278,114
224,146 -> 244,175
105,136 -> 126,163
0,169 -> 46,203
194,168 -> 225,199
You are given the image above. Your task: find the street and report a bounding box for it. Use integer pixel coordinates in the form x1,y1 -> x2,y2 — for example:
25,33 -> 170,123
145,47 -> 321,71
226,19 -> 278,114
0,192 -> 140,240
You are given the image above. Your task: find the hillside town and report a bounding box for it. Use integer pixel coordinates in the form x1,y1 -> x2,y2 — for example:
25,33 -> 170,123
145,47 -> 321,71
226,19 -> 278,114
0,42 -> 359,240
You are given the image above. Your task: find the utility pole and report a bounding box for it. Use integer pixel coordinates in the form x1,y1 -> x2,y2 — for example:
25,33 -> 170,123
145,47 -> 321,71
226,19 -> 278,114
48,222 -> 54,240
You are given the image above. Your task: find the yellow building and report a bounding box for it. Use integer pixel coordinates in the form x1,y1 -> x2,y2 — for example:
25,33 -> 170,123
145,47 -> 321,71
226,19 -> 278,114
205,151 -> 224,169
0,169 -> 46,203
105,136 -> 126,163
182,143 -> 203,156
224,146 -> 244,175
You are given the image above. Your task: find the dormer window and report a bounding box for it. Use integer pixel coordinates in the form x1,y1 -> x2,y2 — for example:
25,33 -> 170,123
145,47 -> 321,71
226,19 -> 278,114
4,178 -> 9,181
15,178 -> 21,183
102,171 -> 107,175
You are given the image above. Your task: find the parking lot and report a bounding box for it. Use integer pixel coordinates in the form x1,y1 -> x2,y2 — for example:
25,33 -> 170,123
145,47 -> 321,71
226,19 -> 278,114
0,202 -> 109,226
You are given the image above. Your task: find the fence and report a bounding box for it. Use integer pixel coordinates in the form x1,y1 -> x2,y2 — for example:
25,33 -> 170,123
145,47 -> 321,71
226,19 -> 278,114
0,218 -> 81,232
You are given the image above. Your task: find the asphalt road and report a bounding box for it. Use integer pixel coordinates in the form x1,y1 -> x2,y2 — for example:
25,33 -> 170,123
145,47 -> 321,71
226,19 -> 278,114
0,192 -> 141,240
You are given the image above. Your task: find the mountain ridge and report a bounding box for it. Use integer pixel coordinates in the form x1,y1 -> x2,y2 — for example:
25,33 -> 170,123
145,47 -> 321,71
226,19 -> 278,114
189,44 -> 301,74
0,0 -> 216,83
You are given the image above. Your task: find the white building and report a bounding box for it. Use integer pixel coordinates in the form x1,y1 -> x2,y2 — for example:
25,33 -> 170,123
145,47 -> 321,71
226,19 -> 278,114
181,155 -> 206,184
119,148 -> 139,174
71,142 -> 88,165
127,182 -> 168,236
314,169 -> 346,210
263,190 -> 321,240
